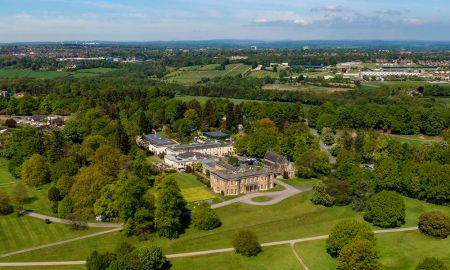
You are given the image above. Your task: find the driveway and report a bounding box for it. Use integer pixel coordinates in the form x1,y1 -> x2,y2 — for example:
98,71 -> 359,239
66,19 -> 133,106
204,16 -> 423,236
211,180 -> 311,209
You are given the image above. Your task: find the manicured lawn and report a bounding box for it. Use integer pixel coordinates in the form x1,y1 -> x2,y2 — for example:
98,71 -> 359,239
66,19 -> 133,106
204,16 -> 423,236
0,183 -> 53,216
171,173 -> 217,203
282,178 -> 321,188
0,214 -> 104,255
295,231 -> 450,270
0,266 -> 85,270
261,183 -> 285,192
0,158 -> 17,185
3,192 -> 448,263
171,245 -> 302,270
251,196 -> 272,202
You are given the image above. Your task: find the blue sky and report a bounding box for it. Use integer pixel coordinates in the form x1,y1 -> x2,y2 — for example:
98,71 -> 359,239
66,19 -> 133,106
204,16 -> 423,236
0,0 -> 449,41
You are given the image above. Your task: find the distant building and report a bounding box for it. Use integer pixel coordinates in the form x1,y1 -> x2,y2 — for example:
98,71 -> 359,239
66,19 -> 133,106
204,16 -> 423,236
166,142 -> 234,157
138,133 -> 178,155
203,131 -> 230,140
164,152 -> 212,170
250,46 -> 257,51
5,118 -> 16,128
262,151 -> 296,179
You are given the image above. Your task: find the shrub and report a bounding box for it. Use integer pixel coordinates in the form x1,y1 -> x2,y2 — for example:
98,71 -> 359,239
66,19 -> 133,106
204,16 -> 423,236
57,196 -> 74,217
135,246 -> 169,270
47,186 -> 61,202
86,251 -> 116,270
311,183 -> 335,207
418,211 -> 450,239
336,239 -> 380,270
415,257 -> 448,270
232,230 -> 262,257
364,190 -> 405,228
191,203 -> 221,230
0,191 -> 14,215
326,219 -> 375,257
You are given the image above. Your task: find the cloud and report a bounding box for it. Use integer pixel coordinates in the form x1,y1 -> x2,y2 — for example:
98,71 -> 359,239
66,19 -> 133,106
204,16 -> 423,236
253,19 -> 308,27
311,5 -> 346,13
376,9 -> 404,16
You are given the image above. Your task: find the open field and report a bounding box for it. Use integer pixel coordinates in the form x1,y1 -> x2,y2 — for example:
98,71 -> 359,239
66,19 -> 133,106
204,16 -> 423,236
165,64 -> 251,84
171,173 -> 217,203
390,134 -> 443,146
0,214 -> 104,255
171,245 -> 302,270
0,183 -> 53,216
249,70 -> 280,79
0,68 -> 116,79
0,158 -> 16,185
174,95 -> 279,104
296,230 -> 450,270
3,191 -> 448,263
282,178 -> 321,188
0,266 -> 84,270
262,83 -> 352,92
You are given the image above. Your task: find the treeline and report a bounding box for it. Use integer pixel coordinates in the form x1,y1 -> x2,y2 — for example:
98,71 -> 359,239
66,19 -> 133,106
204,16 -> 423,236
308,102 -> 450,136
312,130 -> 450,209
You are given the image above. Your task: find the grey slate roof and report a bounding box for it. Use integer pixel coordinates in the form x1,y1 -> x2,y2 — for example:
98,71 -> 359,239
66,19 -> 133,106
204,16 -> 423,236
143,133 -> 177,146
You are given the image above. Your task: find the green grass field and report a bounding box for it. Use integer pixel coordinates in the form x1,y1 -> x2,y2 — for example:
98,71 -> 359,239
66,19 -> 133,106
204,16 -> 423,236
0,266 -> 85,270
0,214 -> 104,255
0,68 -> 116,79
171,173 -> 216,203
249,70 -> 280,79
251,196 -> 272,202
390,134 -> 443,146
0,183 -> 53,216
0,158 -> 16,185
2,192 -> 449,265
165,64 -> 251,84
173,95 -> 289,105
171,245 -> 302,270
296,231 -> 450,270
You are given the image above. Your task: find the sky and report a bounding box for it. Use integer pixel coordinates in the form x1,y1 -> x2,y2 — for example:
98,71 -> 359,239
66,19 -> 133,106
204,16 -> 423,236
0,0 -> 449,42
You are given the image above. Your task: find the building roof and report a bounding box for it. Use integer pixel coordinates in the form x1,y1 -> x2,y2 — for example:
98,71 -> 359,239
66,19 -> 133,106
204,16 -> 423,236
143,133 -> 177,146
264,151 -> 288,164
165,152 -> 211,163
169,142 -> 231,152
203,131 -> 230,139
211,166 -> 272,181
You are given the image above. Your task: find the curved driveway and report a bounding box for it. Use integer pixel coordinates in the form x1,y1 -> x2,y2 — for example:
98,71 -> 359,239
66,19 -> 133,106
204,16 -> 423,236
211,180 -> 311,209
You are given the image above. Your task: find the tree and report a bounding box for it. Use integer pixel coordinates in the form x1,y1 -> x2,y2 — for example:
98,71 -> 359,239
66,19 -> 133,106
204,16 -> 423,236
11,182 -> 28,211
58,196 -> 74,217
135,246 -> 169,270
20,154 -> 50,186
191,203 -> 221,230
107,260 -> 132,270
321,127 -> 335,145
154,175 -> 186,238
86,251 -> 116,270
232,230 -> 262,257
296,150 -> 331,178
116,119 -> 130,154
0,190 -> 14,215
364,190 -> 405,228
48,186 -> 61,202
310,183 -> 335,207
46,129 -> 65,163
336,239 -> 380,270
415,257 -> 448,270
418,211 -> 450,239
326,219 -> 375,257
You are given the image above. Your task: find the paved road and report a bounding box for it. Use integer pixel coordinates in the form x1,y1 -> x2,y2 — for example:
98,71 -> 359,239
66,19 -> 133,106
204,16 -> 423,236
306,120 -> 336,165
25,212 -> 123,228
211,180 -> 311,209
0,227 -> 122,259
0,227 -> 418,266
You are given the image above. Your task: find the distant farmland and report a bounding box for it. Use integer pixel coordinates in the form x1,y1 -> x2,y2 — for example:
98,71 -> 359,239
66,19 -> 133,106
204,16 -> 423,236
0,67 -> 116,79
164,63 -> 251,83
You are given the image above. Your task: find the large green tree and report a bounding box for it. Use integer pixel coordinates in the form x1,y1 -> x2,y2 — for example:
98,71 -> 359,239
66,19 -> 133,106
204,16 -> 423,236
21,154 -> 50,186
364,190 -> 405,228
154,175 -> 186,239
326,219 -> 375,257
336,239 -> 380,270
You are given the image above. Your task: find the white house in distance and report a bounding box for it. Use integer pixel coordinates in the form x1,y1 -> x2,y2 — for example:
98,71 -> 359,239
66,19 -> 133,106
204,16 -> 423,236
137,133 -> 177,155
